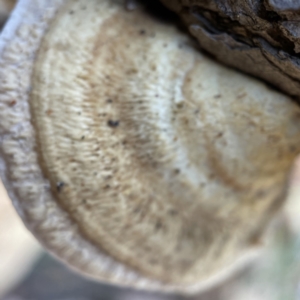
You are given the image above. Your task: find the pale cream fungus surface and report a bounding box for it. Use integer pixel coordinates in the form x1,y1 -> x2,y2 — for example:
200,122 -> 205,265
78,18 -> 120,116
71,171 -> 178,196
1,0 -> 300,293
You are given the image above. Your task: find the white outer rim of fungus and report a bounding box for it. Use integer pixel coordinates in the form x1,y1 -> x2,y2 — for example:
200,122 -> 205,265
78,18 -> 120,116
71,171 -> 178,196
0,0 -> 262,294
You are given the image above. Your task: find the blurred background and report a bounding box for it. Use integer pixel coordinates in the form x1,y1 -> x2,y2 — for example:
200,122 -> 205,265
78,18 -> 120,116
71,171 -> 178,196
1,0 -> 300,299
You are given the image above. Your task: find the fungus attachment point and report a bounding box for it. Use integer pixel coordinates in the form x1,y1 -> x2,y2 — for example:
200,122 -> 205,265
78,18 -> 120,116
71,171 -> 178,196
1,0 -> 300,294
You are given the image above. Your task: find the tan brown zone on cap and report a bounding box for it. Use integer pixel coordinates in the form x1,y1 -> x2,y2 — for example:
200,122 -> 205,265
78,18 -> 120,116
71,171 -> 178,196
1,0 -> 300,293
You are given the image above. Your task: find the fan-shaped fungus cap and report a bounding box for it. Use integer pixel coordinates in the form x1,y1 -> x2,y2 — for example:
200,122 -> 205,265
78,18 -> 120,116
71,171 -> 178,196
1,0 -> 300,295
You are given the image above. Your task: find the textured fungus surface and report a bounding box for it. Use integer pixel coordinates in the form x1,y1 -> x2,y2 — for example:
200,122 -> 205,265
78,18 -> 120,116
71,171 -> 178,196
1,0 -> 300,294
161,0 -> 300,99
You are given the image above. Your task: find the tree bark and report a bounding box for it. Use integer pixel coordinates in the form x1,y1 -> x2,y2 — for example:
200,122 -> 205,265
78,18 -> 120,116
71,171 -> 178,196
160,0 -> 300,99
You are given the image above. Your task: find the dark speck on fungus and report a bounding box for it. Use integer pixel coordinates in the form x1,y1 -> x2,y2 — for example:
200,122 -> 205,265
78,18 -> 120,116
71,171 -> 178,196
56,182 -> 65,193
9,100 -> 17,106
107,120 -> 120,127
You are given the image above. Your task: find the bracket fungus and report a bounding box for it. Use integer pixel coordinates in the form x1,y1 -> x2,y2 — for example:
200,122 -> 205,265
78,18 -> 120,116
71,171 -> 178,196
1,0 -> 300,295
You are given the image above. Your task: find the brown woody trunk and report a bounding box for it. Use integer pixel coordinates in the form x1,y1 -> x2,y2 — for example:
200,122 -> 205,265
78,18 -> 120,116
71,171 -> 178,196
160,0 -> 300,99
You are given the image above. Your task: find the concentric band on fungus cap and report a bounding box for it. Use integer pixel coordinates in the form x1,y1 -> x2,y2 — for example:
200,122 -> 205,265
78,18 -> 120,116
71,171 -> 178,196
1,0 -> 300,294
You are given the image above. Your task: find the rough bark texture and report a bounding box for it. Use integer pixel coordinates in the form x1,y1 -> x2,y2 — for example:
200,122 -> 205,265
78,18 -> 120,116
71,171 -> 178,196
160,0 -> 300,99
